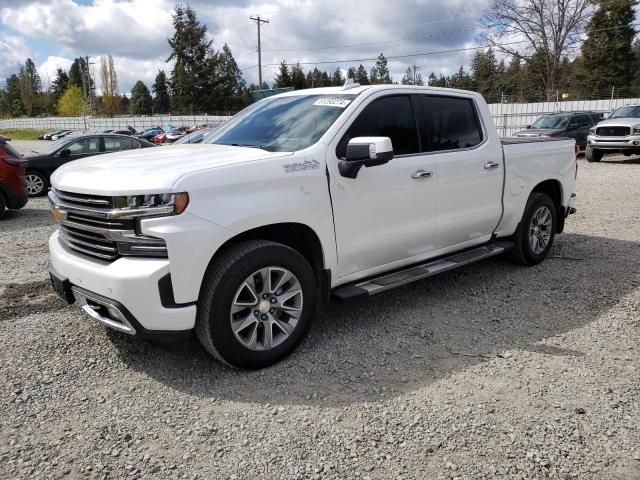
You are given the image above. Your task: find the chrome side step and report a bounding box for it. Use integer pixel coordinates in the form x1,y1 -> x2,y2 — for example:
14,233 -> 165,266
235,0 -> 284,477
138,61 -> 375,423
332,241 -> 513,300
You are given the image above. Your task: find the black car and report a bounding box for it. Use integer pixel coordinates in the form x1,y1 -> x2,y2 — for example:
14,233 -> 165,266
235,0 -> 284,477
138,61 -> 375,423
24,134 -> 155,196
515,112 -> 604,150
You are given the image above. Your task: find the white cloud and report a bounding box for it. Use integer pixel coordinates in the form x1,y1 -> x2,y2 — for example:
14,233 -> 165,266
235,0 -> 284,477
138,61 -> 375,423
37,56 -> 73,88
0,33 -> 31,84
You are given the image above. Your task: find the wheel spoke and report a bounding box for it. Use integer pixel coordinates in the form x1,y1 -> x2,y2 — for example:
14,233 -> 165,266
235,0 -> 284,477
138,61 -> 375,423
270,268 -> 292,294
273,317 -> 295,336
232,315 -> 258,335
277,288 -> 302,305
263,321 -> 274,350
233,281 -> 259,307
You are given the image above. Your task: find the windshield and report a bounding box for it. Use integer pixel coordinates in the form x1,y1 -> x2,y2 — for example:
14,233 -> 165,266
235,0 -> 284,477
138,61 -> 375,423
531,115 -> 569,129
174,129 -> 213,144
205,94 -> 358,152
609,106 -> 640,119
45,137 -> 73,155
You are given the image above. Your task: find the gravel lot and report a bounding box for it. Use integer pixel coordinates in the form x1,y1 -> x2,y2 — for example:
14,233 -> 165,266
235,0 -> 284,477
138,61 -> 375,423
1,141 -> 639,480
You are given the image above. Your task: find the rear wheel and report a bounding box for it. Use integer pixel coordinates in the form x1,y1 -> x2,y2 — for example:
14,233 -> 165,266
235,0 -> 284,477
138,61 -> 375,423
25,171 -> 48,197
508,192 -> 557,266
585,146 -> 603,162
196,240 -> 317,369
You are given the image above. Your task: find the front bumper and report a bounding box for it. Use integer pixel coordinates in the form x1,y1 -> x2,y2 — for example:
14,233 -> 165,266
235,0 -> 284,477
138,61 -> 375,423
49,230 -> 196,335
587,134 -> 640,150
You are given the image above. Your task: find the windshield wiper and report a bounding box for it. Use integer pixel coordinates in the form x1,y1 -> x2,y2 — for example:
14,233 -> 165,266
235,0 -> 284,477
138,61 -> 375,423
230,143 -> 264,149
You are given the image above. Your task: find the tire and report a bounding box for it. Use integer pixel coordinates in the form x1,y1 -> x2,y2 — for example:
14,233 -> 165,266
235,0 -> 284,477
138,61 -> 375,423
585,146 -> 603,163
196,240 -> 317,369
0,193 -> 6,219
25,171 -> 49,197
507,192 -> 557,266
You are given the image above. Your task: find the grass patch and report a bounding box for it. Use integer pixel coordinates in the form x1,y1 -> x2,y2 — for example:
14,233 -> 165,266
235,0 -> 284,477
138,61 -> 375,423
0,129 -> 48,141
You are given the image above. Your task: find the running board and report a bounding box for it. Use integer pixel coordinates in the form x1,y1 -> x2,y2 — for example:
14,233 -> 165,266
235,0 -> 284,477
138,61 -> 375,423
332,241 -> 514,300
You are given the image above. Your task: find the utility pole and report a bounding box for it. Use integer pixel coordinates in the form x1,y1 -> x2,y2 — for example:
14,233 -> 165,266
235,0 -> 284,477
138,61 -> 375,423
411,65 -> 420,85
250,15 -> 269,88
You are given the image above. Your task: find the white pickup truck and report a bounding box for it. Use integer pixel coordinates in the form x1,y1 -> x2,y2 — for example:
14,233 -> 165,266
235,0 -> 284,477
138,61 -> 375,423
48,85 -> 577,369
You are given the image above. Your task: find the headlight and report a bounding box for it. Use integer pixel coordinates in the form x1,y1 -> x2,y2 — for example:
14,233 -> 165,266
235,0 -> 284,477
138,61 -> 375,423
633,127 -> 640,135
589,127 -> 596,134
110,192 -> 189,218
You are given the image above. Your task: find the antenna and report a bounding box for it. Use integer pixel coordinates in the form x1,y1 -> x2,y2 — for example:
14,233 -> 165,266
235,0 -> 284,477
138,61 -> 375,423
342,78 -> 361,90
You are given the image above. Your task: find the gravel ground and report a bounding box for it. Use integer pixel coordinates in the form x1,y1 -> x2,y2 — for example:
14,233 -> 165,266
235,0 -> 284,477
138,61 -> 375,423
1,141 -> 639,480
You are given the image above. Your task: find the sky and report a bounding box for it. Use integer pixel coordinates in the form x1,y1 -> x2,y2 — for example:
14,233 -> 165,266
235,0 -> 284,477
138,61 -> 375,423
0,0 -> 491,94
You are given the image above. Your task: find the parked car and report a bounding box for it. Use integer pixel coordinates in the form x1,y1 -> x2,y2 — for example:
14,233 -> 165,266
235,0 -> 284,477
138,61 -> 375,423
586,104 -> 640,162
41,130 -> 68,141
51,130 -> 74,141
24,134 -> 155,196
136,127 -> 163,141
0,136 -> 28,218
172,128 -> 215,145
165,127 -> 189,143
153,132 -> 167,144
515,111 -> 602,150
48,85 -> 577,369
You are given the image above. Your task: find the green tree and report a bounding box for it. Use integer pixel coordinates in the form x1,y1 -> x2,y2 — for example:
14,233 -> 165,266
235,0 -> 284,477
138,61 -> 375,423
346,67 -> 356,80
167,4 -> 212,113
274,61 -> 292,87
331,68 -> 344,86
210,43 -> 246,110
290,63 -> 307,89
121,93 -> 130,114
471,48 -> 499,100
57,85 -> 86,116
370,53 -> 392,84
577,0 -> 636,96
402,67 -> 424,85
152,70 -> 170,114
18,58 -> 41,116
130,80 -> 153,114
51,68 -> 69,107
5,74 -> 23,116
355,64 -> 369,85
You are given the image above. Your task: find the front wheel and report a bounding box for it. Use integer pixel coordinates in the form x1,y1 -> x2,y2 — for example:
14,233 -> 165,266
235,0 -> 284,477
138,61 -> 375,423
508,192 -> 557,266
25,171 -> 48,197
585,146 -> 603,162
196,240 -> 317,369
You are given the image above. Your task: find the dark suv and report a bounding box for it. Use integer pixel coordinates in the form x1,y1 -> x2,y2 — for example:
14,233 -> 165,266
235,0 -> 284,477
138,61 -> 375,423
515,112 -> 604,150
0,136 -> 28,218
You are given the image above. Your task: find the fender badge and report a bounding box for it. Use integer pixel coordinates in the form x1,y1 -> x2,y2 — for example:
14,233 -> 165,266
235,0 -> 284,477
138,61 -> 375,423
283,159 -> 320,173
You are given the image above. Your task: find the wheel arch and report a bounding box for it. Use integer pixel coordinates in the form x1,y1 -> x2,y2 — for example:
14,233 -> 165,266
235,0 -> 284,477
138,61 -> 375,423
530,179 -> 564,233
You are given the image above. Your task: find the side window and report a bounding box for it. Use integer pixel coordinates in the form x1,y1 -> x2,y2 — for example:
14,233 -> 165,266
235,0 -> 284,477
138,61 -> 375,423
104,137 -> 134,152
337,95 -> 419,158
65,137 -> 100,155
578,115 -> 590,127
418,96 -> 483,152
66,139 -> 86,154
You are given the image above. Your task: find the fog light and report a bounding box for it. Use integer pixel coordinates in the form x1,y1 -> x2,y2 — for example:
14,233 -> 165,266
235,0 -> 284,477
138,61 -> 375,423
634,141 -> 639,145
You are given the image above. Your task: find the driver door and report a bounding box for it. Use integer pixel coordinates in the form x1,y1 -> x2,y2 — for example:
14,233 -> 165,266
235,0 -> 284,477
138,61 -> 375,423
327,94 -> 439,280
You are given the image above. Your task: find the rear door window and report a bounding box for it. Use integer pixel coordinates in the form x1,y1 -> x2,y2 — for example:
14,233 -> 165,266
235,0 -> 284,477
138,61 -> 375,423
418,96 -> 483,152
66,137 -> 101,155
104,137 -> 134,152
337,95 -> 420,158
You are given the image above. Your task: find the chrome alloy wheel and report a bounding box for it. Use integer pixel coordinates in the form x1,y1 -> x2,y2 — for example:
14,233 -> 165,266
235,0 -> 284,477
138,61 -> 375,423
230,267 -> 303,351
25,174 -> 44,195
529,206 -> 553,255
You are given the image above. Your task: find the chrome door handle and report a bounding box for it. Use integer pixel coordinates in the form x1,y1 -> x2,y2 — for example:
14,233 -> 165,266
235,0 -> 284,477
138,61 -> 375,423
411,169 -> 433,179
484,161 -> 500,170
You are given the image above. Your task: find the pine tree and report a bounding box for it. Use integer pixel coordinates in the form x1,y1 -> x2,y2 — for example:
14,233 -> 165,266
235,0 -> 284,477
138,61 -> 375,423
6,74 -> 23,116
401,67 -> 423,85
331,68 -> 344,86
370,54 -> 392,84
130,80 -> 153,114
577,0 -> 636,96
121,93 -> 130,114
152,70 -> 170,114
274,61 -> 292,87
51,68 -> 69,107
355,64 -> 369,85
68,58 -> 86,89
471,48 -> 499,100
18,58 -> 41,116
290,63 -> 307,89
167,4 -> 212,113
209,44 -> 246,111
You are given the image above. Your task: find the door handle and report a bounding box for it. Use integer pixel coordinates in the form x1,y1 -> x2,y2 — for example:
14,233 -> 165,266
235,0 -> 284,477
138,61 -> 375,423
484,161 -> 500,170
411,169 -> 433,179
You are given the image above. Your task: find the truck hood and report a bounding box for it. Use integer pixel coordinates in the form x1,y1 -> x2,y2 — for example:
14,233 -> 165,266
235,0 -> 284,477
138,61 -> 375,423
51,144 -> 291,195
596,117 -> 640,128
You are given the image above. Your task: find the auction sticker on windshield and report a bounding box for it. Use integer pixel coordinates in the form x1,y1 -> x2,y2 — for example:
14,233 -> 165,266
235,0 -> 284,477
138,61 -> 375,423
313,98 -> 352,108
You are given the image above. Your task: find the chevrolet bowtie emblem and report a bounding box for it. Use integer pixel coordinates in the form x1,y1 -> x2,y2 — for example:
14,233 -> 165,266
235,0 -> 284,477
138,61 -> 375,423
51,206 -> 66,223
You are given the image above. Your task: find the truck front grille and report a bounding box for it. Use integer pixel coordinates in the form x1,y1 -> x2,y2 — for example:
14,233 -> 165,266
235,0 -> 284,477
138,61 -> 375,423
50,189 -> 167,262
596,126 -> 630,137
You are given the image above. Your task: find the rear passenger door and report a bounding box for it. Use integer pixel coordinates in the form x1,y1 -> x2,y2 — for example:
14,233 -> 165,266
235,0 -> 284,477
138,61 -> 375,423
104,136 -> 136,153
417,95 -> 503,250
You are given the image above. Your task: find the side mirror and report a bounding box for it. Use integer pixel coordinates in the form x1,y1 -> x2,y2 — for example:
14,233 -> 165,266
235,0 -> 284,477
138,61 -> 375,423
339,137 -> 394,179
59,149 -> 71,157
526,125 -> 531,129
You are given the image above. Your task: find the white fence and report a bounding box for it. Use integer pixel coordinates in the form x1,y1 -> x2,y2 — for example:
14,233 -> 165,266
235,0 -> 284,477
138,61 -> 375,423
0,114 -> 230,132
1,97 -> 639,137
490,97 -> 640,136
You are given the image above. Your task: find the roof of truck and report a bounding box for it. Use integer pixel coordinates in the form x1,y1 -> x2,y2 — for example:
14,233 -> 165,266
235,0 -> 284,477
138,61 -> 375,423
276,84 -> 482,98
